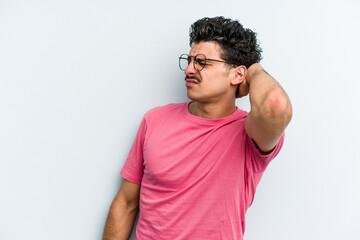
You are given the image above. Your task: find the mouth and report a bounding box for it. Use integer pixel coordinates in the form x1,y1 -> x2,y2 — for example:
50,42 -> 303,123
185,79 -> 199,84
185,77 -> 200,84
185,80 -> 199,87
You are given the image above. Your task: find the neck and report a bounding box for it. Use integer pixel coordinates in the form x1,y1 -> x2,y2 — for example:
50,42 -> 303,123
188,100 -> 237,119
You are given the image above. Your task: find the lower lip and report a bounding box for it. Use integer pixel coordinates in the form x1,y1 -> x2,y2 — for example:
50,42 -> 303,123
186,82 -> 198,87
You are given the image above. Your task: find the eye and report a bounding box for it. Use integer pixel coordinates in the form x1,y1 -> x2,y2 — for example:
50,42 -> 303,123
196,59 -> 206,66
194,54 -> 207,67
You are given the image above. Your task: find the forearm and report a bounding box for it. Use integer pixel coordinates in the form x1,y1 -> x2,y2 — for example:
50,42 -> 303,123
245,63 -> 292,151
103,200 -> 138,240
247,64 -> 289,114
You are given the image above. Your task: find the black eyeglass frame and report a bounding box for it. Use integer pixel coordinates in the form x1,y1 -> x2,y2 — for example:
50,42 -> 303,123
178,53 -> 232,72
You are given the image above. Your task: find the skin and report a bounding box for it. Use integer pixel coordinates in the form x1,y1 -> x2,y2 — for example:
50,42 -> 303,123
239,63 -> 293,152
102,41 -> 292,239
103,179 -> 140,240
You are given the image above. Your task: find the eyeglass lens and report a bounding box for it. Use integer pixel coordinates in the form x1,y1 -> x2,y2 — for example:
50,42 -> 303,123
179,54 -> 207,72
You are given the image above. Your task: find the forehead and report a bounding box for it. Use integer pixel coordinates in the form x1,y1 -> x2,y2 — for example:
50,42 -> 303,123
189,41 -> 223,58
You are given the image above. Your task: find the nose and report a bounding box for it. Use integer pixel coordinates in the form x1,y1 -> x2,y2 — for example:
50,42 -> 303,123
184,59 -> 197,76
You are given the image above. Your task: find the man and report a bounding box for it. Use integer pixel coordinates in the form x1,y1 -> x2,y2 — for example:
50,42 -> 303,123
103,16 -> 292,240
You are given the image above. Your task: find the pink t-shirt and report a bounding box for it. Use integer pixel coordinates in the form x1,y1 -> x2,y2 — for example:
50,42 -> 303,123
121,102 -> 284,240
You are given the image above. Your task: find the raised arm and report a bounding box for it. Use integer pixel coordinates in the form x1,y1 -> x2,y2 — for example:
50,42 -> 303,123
238,63 -> 292,153
103,179 -> 140,240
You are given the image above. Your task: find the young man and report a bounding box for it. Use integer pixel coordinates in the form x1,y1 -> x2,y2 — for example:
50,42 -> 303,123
103,16 -> 292,240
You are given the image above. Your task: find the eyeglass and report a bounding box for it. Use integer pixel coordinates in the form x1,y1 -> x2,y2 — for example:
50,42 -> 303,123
178,53 -> 231,72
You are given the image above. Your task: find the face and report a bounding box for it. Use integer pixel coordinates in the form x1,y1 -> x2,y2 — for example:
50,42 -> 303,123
184,41 -> 236,103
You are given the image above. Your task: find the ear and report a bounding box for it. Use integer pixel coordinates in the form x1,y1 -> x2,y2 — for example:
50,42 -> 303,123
230,65 -> 247,86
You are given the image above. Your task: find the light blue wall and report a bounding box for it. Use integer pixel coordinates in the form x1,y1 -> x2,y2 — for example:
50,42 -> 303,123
1,0 -> 359,239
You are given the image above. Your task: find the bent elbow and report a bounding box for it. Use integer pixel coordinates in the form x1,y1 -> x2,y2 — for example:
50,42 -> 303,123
262,89 -> 292,126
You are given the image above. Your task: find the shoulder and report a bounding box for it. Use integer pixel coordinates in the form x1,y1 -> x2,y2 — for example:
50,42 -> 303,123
143,102 -> 188,121
237,108 -> 248,118
231,107 -> 249,124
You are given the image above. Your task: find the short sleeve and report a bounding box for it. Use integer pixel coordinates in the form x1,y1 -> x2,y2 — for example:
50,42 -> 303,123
120,118 -> 147,185
245,132 -> 285,174
244,132 -> 285,207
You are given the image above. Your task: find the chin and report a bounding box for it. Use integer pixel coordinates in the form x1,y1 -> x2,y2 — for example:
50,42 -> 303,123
187,95 -> 208,104
187,92 -> 200,101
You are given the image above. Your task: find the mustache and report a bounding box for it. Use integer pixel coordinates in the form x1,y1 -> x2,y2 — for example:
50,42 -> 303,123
185,76 -> 201,83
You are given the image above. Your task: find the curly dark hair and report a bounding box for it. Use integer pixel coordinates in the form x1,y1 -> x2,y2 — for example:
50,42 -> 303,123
189,16 -> 262,68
